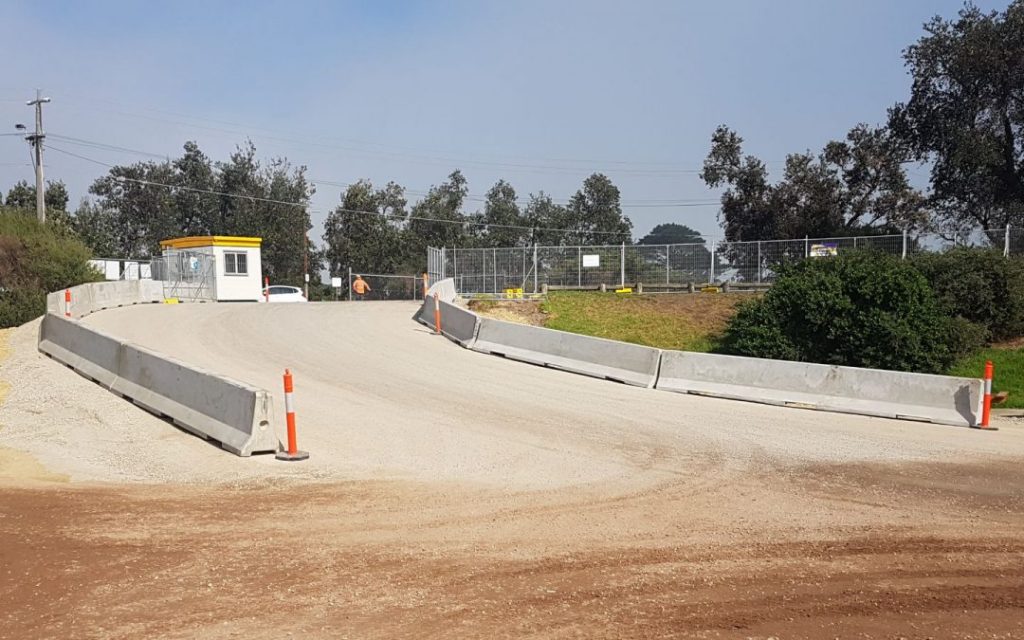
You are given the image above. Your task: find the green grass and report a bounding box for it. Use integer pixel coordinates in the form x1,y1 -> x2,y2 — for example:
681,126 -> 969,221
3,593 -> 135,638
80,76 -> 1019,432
540,292 -> 733,352
948,347 -> 1024,408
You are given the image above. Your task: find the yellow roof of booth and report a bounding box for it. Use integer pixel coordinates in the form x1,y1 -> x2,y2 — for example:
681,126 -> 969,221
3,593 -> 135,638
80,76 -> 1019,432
160,236 -> 262,249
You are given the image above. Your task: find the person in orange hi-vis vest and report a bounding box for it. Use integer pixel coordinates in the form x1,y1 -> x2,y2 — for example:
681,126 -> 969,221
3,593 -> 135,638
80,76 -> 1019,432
352,274 -> 371,301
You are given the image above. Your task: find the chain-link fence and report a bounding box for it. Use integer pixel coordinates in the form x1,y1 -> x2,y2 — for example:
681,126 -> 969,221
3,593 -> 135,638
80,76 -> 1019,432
347,272 -> 422,301
434,227 -> 1018,295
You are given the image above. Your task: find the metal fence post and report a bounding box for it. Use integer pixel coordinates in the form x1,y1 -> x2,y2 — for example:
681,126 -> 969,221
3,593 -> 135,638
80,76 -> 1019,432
1006,225 -> 1011,257
522,247 -> 527,289
756,241 -> 761,284
666,244 -> 670,284
347,267 -> 352,301
532,244 -> 538,294
804,236 -> 809,258
902,229 -> 907,260
493,248 -> 498,292
620,242 -> 625,287
577,246 -> 582,287
710,242 -> 716,285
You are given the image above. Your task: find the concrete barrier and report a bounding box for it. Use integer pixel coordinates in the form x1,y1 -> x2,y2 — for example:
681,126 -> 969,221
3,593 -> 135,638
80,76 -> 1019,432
413,295 -> 479,348
47,280 -> 164,318
38,313 -> 278,456
472,318 -> 661,388
656,350 -> 983,427
438,300 -> 479,347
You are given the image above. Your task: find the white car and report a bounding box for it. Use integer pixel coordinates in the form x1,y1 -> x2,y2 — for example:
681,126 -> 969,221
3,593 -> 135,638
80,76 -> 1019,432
262,285 -> 307,303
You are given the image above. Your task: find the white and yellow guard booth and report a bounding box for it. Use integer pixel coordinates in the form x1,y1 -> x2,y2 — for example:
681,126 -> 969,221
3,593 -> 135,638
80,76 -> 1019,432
159,236 -> 264,302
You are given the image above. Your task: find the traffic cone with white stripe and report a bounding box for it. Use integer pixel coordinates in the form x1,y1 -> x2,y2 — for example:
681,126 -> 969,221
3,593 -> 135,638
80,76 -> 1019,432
980,360 -> 996,430
276,369 -> 310,461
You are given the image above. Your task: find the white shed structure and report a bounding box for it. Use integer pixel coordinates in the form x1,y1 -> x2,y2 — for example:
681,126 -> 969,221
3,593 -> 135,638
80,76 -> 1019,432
159,236 -> 264,302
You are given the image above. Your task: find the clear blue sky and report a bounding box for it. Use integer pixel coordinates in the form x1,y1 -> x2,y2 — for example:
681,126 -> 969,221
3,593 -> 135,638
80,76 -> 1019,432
0,0 -> 1008,246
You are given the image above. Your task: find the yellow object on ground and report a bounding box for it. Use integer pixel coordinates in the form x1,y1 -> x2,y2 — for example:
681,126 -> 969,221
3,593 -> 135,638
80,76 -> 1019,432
163,298 -> 180,304
614,288 -> 633,294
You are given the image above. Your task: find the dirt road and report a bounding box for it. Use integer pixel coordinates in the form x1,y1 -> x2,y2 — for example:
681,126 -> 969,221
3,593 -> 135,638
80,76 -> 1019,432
1,303 -> 1023,638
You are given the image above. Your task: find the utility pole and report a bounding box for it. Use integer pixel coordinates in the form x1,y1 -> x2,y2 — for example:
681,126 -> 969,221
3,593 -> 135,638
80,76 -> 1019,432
26,90 -> 51,224
303,233 -> 310,299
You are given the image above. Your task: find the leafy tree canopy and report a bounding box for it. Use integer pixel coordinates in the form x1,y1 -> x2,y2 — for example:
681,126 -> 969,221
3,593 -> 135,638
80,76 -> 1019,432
637,223 -> 704,245
701,125 -> 926,241
889,0 -> 1024,233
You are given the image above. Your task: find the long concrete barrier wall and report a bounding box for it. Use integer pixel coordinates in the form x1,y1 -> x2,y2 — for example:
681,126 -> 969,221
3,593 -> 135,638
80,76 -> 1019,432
46,280 -> 164,318
412,279 -> 985,426
38,281 -> 279,456
656,350 -> 983,427
472,318 -> 661,388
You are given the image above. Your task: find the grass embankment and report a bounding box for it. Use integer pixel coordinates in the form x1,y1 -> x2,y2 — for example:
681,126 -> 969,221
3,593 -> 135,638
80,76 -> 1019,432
949,345 -> 1024,409
472,291 -> 746,352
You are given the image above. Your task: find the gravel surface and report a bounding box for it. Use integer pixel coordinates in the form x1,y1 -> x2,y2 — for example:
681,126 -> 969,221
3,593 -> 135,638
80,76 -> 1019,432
4,304 -> 1024,638
4,301 -> 1019,486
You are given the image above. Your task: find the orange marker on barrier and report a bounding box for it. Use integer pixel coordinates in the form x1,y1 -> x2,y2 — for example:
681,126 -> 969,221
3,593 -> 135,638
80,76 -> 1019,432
422,272 -> 429,299
64,288 -> 71,318
433,292 -> 442,335
981,360 -> 994,429
264,276 -> 270,303
276,369 -> 309,461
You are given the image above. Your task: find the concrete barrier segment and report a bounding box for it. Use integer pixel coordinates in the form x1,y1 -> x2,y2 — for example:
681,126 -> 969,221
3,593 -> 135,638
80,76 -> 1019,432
438,300 -> 480,348
39,313 -> 278,456
656,350 -> 983,427
472,317 -> 661,388
47,280 -> 165,318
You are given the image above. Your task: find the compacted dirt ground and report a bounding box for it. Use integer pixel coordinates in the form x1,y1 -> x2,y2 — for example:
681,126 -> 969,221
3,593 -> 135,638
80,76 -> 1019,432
4,462 -> 1024,639
2,303 -> 1024,638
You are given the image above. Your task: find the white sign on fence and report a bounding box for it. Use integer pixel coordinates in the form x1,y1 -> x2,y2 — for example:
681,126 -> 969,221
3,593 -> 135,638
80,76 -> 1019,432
582,254 -> 600,268
331,276 -> 343,288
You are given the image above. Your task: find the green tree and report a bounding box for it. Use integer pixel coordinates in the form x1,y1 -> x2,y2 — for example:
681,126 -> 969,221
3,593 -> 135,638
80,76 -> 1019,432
323,179 -> 408,278
637,223 -> 705,245
87,161 -> 177,257
522,192 -> 568,245
4,180 -> 71,214
701,125 -> 926,241
563,173 -> 632,245
172,141 -> 219,237
405,170 -> 470,257
889,1 -> 1024,231
479,179 -> 527,247
81,140 -> 319,280
70,199 -> 119,258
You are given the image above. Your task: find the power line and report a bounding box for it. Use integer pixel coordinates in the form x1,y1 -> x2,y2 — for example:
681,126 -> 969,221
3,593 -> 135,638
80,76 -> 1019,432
46,144 -> 672,236
59,95 -> 724,172
45,133 -> 723,208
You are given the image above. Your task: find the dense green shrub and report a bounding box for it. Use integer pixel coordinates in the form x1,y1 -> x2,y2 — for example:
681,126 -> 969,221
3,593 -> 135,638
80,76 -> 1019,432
0,209 -> 102,328
910,249 -> 1024,342
717,252 -> 973,373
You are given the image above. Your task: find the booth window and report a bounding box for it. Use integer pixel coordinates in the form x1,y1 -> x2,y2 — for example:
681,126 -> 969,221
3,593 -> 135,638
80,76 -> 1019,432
225,252 -> 248,275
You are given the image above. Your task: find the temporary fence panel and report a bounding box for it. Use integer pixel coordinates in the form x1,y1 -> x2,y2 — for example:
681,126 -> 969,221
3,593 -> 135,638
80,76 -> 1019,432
151,249 -> 216,302
89,259 -> 153,281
